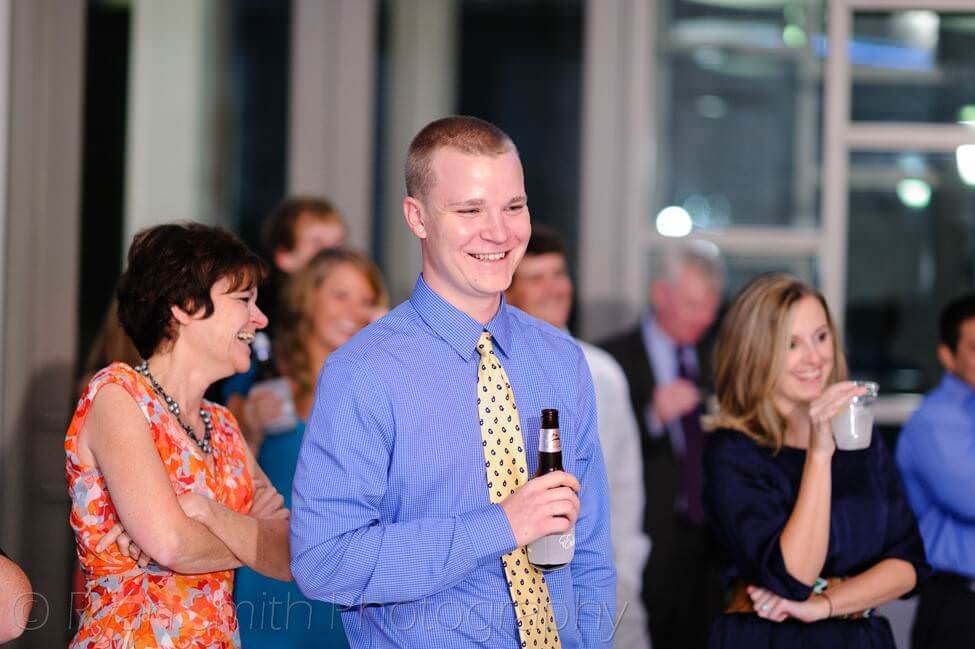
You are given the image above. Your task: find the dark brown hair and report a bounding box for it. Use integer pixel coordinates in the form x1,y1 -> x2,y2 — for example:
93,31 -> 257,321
261,196 -> 345,255
939,292 -> 975,352
524,225 -> 567,258
405,116 -> 516,200
117,222 -> 268,359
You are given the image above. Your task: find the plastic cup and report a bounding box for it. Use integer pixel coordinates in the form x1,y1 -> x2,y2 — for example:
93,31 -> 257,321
250,377 -> 298,435
830,381 -> 878,451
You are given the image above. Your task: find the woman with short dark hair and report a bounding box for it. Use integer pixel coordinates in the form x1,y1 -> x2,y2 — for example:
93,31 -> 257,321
66,222 -> 291,648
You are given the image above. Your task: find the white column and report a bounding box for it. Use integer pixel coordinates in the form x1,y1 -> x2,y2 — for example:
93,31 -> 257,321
124,0 -> 225,250
2,2 -> 84,644
289,0 -> 378,251
578,0 -> 655,340
381,0 -> 458,304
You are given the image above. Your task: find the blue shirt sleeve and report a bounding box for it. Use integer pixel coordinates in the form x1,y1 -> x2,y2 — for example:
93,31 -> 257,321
899,409 -> 975,523
567,349 -> 617,648
289,357 -> 517,607
703,432 -> 814,601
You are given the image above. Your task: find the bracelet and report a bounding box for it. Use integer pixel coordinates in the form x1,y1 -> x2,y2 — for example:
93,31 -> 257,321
821,592 -> 833,619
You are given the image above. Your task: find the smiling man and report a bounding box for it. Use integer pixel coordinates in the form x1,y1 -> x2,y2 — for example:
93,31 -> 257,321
290,116 -> 616,648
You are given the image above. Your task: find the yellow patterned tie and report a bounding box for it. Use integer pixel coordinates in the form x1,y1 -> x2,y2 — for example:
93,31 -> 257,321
476,330 -> 562,648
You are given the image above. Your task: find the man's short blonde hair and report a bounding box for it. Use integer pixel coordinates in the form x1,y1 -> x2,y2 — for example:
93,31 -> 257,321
405,116 -> 517,200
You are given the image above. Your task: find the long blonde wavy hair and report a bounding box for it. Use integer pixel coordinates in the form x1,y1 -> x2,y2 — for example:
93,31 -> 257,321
708,273 -> 847,450
274,248 -> 387,405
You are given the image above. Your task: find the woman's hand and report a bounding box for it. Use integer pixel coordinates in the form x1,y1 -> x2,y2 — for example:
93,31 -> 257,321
747,585 -> 830,623
249,475 -> 290,520
96,523 -> 155,569
808,381 -> 867,458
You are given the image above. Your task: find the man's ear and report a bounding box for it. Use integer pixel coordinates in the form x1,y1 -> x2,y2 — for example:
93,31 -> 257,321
403,196 -> 427,239
937,343 -> 955,373
274,249 -> 299,274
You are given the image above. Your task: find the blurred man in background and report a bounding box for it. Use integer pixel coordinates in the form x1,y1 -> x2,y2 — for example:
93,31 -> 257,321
600,241 -> 724,649
897,293 -> 975,649
506,225 -> 652,649
259,195 -> 348,331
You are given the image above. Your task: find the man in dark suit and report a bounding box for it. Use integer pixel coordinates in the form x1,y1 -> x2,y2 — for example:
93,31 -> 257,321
600,241 -> 724,649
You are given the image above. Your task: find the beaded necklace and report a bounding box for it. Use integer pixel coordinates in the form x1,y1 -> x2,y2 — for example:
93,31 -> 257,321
134,361 -> 213,454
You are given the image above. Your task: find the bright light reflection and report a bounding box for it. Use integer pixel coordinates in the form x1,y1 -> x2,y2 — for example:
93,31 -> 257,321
782,25 -> 806,48
656,206 -> 694,238
896,179 -> 932,209
957,145 -> 975,186
959,105 -> 975,126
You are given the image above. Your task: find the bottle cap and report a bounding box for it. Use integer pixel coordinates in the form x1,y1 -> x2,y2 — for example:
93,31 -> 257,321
541,408 -> 559,429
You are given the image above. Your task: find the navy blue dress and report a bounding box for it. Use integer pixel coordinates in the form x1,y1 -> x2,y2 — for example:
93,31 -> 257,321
703,428 -> 929,648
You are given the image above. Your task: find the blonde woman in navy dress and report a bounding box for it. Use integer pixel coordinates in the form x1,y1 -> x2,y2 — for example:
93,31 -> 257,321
703,273 -> 929,648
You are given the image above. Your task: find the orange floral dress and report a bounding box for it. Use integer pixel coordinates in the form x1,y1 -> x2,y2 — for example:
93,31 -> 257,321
66,363 -> 253,648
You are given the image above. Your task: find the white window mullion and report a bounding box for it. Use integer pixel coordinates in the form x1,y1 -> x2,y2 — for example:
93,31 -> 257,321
821,0 -> 853,326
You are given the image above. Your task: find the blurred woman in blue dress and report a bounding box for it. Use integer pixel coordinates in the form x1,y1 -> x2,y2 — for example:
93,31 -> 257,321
703,273 -> 929,648
234,248 -> 386,648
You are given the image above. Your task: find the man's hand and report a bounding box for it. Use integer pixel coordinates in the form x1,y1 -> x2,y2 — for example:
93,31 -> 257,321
746,585 -> 831,623
651,379 -> 701,424
249,475 -> 290,520
95,523 -> 154,569
500,471 -> 581,548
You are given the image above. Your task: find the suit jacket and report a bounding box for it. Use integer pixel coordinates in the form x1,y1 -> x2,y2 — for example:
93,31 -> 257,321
601,323 -> 724,647
599,325 -> 712,557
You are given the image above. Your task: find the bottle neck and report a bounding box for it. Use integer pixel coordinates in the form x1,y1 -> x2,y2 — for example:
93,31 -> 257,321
537,427 -> 563,473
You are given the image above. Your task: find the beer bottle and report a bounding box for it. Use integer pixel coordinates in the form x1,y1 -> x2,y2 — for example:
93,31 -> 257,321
527,408 -> 575,571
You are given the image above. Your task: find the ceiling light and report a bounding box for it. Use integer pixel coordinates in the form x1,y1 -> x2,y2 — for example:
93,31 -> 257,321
956,145 -> 975,186
656,206 -> 694,238
896,179 -> 931,209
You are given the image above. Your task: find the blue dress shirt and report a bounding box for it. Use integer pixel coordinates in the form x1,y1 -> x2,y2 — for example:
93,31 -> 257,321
290,275 -> 616,648
896,372 -> 975,578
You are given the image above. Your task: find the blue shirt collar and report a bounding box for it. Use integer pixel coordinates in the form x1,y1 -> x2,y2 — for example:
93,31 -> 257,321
408,274 -> 514,361
938,371 -> 975,402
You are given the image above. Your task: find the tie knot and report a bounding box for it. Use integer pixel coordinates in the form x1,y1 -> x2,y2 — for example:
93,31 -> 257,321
476,330 -> 495,358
